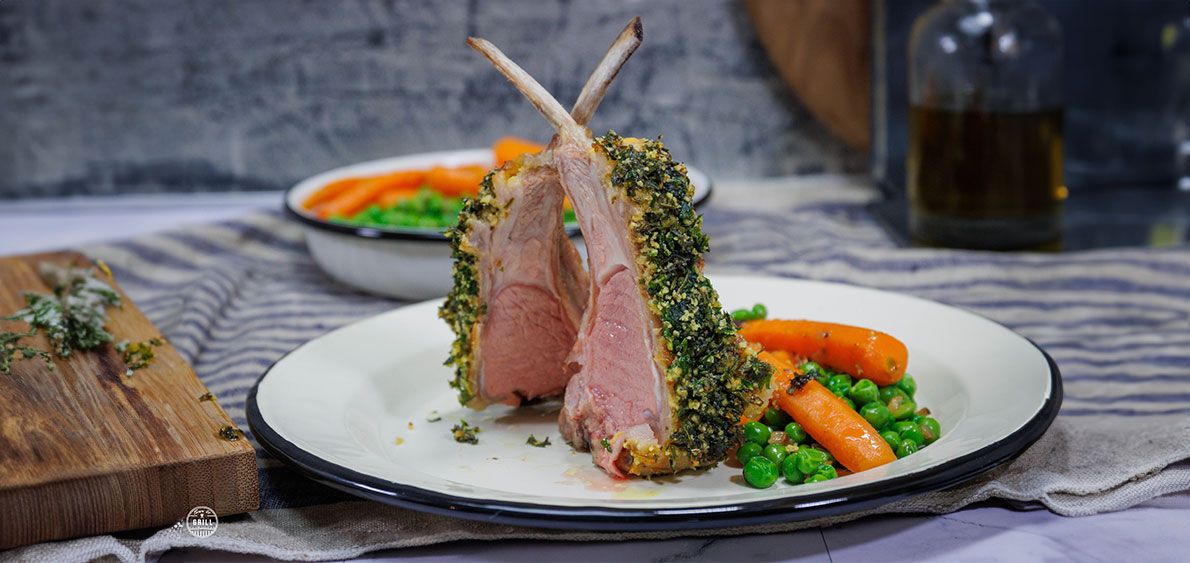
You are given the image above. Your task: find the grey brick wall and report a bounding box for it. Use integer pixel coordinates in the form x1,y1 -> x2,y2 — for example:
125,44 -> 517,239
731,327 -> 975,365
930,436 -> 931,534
0,0 -> 864,199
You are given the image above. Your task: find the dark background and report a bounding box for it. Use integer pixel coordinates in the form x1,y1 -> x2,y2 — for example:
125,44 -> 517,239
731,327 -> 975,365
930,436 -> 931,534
0,0 -> 865,199
873,0 -> 1189,197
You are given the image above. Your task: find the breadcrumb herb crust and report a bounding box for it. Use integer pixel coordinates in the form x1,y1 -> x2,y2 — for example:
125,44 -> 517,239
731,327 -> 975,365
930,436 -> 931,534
439,172 -> 503,406
596,131 -> 772,469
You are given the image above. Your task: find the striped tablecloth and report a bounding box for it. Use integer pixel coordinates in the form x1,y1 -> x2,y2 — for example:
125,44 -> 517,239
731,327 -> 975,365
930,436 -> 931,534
10,176 -> 1190,562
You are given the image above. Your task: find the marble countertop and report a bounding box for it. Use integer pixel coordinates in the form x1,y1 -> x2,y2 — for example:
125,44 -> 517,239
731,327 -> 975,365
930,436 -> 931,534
4,187 -> 1188,562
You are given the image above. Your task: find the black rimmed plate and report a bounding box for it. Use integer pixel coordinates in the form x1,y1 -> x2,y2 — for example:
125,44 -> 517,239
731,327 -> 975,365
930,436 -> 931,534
247,275 -> 1061,531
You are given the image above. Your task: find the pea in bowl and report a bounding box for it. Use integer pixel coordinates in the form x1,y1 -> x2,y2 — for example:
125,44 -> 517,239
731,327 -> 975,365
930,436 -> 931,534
284,149 -> 713,300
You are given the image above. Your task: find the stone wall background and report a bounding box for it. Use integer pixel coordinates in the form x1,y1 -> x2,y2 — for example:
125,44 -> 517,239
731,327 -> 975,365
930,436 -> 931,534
0,0 -> 865,199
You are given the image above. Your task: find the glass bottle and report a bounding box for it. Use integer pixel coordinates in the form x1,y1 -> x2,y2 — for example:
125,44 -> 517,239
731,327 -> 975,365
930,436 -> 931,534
907,0 -> 1064,250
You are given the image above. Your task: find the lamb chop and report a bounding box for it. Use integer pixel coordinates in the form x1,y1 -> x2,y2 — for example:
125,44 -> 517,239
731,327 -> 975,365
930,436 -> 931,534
440,19 -> 643,409
468,32 -> 772,477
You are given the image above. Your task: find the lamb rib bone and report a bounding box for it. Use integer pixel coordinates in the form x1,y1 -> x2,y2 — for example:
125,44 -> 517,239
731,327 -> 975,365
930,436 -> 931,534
468,32 -> 772,478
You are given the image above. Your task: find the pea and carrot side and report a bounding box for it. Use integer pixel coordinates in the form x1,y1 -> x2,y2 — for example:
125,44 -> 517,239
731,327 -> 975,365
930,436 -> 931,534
301,137 -> 558,229
728,304 -> 941,489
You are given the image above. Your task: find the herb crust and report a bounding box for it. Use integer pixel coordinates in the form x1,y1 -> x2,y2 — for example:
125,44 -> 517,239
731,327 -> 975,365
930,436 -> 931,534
439,172 -> 504,406
596,131 -> 772,468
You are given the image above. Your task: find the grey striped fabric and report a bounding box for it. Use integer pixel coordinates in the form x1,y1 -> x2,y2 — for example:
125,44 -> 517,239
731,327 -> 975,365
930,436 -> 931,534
8,176 -> 1190,562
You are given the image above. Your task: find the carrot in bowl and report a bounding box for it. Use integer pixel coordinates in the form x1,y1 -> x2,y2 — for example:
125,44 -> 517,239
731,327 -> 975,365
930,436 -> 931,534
741,319 -> 908,386
760,351 -> 896,473
426,165 -> 488,197
304,177 -> 361,210
315,170 -> 425,219
493,136 -> 545,167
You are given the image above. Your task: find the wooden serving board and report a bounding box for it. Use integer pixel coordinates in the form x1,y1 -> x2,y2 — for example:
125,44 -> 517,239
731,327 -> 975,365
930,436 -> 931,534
0,251 -> 258,550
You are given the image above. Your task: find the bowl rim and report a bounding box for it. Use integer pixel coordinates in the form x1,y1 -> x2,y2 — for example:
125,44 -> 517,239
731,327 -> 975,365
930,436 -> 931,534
283,152 -> 715,243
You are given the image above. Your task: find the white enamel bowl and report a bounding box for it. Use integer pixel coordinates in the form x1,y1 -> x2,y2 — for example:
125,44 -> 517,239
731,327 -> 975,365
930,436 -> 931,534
284,149 -> 712,300
247,275 -> 1061,531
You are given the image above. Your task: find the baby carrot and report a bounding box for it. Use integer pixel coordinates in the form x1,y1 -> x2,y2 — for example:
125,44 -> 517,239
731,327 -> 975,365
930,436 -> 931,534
760,351 -> 896,473
304,177 -> 361,210
426,165 -> 488,196
317,170 -> 425,218
741,319 -> 908,386
493,136 -> 545,167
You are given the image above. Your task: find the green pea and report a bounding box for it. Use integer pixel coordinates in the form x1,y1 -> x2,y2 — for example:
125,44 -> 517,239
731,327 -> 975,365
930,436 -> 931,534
879,385 -> 906,404
826,378 -> 851,398
890,421 -> 917,434
919,417 -> 942,444
800,361 -> 830,380
815,464 -> 838,480
763,443 -> 788,465
887,394 -> 917,420
859,402 -> 892,430
743,457 -> 780,488
781,455 -> 805,484
841,396 -> 856,410
897,374 -> 917,398
736,442 -> 763,465
784,422 -> 807,443
900,425 -> 925,446
743,421 -> 771,445
820,448 -> 835,465
762,408 -> 791,429
848,379 -> 880,406
880,430 -> 903,449
731,308 -> 758,322
826,373 -> 853,389
895,440 -> 919,458
804,473 -> 831,484
751,303 -> 768,319
795,447 -> 828,474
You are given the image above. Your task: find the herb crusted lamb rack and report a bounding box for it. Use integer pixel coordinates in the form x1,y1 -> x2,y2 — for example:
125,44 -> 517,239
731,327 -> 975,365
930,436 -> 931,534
440,19 -> 643,409
468,28 -> 772,477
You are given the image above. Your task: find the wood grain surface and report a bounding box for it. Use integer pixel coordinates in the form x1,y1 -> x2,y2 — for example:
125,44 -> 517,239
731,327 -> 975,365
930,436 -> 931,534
0,252 -> 258,550
745,0 -> 872,150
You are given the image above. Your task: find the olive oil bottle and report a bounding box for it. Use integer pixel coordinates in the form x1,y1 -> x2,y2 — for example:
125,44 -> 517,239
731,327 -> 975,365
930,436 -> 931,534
908,0 -> 1064,250
907,106 -> 1065,249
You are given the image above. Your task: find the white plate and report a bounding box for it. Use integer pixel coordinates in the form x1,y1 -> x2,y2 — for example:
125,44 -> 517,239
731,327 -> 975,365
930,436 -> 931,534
247,275 -> 1060,530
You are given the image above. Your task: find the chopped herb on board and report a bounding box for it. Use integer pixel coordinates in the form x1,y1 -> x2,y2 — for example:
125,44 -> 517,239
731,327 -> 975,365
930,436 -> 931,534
451,420 -> 480,444
0,330 -> 53,374
198,392 -> 215,402
218,425 -> 244,441
526,435 -> 551,448
1,263 -> 123,373
116,337 -> 163,375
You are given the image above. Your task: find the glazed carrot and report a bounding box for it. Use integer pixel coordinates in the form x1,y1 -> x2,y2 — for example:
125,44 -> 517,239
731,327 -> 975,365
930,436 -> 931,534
760,351 -> 896,473
741,319 -> 908,386
768,349 -> 794,365
304,177 -> 361,209
493,136 -> 545,167
317,170 -> 425,218
426,165 -> 488,196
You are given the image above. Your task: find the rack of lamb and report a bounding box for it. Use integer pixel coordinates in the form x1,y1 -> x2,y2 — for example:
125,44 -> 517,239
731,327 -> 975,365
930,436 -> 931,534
462,21 -> 772,478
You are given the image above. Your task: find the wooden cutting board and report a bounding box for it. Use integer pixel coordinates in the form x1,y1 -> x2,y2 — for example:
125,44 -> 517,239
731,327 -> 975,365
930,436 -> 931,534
0,251 -> 258,550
